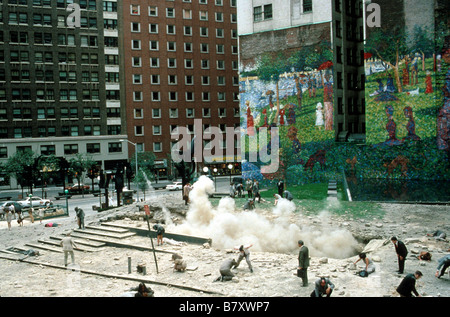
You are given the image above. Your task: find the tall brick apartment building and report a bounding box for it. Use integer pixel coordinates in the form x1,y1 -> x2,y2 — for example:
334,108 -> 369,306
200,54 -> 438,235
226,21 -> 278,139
0,0 -> 128,187
121,0 -> 241,178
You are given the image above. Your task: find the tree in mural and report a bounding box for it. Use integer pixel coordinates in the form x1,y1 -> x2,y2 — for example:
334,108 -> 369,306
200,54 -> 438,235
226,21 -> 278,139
410,25 -> 435,72
256,52 -> 289,126
366,26 -> 408,93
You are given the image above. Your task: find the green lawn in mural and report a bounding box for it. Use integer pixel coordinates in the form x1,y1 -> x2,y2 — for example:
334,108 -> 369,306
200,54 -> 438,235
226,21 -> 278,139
365,58 -> 438,145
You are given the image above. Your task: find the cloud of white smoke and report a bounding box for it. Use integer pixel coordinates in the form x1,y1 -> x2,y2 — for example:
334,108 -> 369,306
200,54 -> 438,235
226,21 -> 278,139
170,176 -> 359,258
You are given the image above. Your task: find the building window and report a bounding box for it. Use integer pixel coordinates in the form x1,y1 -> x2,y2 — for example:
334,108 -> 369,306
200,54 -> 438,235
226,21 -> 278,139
149,6 -> 157,16
87,143 -> 100,153
152,108 -> 161,118
169,108 -> 178,118
153,125 -> 161,135
134,108 -> 143,118
64,144 -> 79,155
186,108 -> 194,118
199,11 -> 208,21
166,8 -> 175,18
303,0 -> 312,13
153,142 -> 162,153
130,4 -> 140,15
108,142 -> 122,153
135,126 -> 144,136
150,57 -> 159,68
149,23 -> 158,33
254,4 -> 272,21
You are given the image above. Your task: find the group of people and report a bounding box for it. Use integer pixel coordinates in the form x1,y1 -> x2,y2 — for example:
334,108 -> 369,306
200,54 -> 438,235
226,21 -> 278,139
3,203 -> 49,231
215,244 -> 254,282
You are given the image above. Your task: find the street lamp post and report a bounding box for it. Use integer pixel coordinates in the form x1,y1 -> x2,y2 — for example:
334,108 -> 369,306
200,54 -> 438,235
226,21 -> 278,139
213,168 -> 217,192
228,164 -> 233,184
64,189 -> 69,215
120,139 -> 139,202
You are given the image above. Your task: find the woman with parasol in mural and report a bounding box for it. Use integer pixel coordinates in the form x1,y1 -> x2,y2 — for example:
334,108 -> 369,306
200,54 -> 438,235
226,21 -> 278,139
246,101 -> 255,136
319,60 -> 334,130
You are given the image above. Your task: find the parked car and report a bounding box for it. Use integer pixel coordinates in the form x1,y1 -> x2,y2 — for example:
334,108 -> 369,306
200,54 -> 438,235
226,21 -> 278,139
0,201 -> 23,218
166,181 -> 183,191
65,184 -> 90,193
17,196 -> 52,208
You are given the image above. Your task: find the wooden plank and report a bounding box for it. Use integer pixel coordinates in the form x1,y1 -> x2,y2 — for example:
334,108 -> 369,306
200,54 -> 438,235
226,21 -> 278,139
85,225 -> 130,234
49,235 -> 106,248
69,231 -> 176,254
24,243 -> 63,253
73,228 -> 136,239
101,223 -> 211,245
37,239 -> 97,252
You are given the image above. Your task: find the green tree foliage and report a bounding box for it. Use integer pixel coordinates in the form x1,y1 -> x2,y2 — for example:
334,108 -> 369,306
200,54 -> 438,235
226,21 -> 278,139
365,26 -> 408,92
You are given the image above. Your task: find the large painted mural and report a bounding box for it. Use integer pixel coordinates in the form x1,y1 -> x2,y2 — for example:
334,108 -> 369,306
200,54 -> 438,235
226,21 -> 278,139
239,14 -> 450,198
239,42 -> 336,186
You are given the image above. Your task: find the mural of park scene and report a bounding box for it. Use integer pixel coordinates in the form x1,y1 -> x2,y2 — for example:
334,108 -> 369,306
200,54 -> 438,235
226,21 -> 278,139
239,27 -> 450,202
239,41 -> 337,186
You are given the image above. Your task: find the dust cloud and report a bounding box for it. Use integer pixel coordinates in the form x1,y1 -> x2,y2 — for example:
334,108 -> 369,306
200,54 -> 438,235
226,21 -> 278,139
169,176 -> 359,259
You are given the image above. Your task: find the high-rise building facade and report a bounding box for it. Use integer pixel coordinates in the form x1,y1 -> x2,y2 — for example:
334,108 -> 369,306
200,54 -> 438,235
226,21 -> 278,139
121,0 -> 241,178
0,0 -> 128,187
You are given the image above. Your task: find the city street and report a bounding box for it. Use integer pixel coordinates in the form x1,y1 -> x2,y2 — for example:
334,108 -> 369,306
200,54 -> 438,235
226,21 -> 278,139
0,176 -> 235,218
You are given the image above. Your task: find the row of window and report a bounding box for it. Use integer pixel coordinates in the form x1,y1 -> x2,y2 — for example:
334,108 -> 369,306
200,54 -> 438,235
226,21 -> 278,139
0,50 -> 116,65
132,73 -> 238,86
134,107 -> 237,120
130,56 -> 238,71
132,23 -> 237,39
130,40 -> 238,55
3,31 -> 104,47
0,88 -> 119,101
3,0 -> 98,10
3,69 -> 104,82
0,125 -> 120,138
0,107 -> 119,120
253,1 -> 313,23
4,12 -> 98,29
132,5 -> 236,21
131,90 -> 238,103
0,142 -> 122,159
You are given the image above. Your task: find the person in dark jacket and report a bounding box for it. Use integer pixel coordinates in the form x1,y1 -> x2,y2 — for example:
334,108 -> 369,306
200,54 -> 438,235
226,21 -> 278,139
391,236 -> 408,273
153,224 -> 165,246
298,240 -> 309,287
396,271 -> 422,297
283,190 -> 293,201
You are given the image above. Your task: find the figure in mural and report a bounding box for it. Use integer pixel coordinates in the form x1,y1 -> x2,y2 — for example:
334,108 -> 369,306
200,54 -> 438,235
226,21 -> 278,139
437,107 -> 449,159
383,155 -> 418,178
402,106 -> 421,142
402,67 -> 409,87
279,108 -> 286,126
386,74 -> 396,93
346,156 -> 358,171
437,36 -> 450,166
380,105 -> 403,146
315,103 -> 324,130
246,101 -> 255,136
304,150 -> 327,172
323,73 -> 333,131
308,74 -> 317,98
287,103 -> 296,125
287,126 -> 302,155
294,75 -> 304,111
411,58 -> 419,85
425,70 -> 433,94
261,108 -> 269,128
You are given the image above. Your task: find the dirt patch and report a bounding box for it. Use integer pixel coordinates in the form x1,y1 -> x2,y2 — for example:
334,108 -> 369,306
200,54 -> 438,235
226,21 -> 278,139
0,199 -> 449,298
